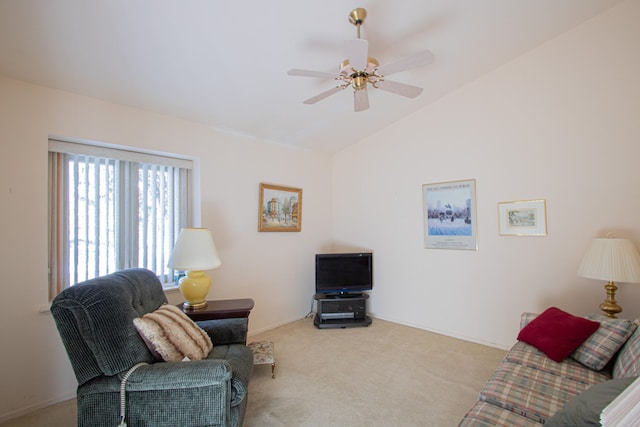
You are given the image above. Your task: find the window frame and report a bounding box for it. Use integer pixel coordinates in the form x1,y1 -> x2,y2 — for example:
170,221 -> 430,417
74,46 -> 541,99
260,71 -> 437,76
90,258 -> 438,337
47,138 -> 199,299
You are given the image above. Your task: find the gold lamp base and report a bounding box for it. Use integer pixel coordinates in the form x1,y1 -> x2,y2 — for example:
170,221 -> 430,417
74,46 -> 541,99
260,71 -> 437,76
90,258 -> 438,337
599,281 -> 622,319
179,270 -> 211,310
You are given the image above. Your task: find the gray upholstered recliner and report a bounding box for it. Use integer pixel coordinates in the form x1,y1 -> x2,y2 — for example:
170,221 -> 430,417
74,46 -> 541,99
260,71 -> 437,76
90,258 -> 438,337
51,268 -> 253,427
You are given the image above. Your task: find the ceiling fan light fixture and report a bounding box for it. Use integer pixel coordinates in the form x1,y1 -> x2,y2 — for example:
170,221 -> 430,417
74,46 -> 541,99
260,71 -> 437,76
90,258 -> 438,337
352,74 -> 369,91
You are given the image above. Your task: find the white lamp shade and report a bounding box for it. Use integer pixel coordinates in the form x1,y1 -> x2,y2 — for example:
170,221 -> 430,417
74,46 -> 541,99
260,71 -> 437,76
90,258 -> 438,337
578,237 -> 640,283
167,228 -> 221,271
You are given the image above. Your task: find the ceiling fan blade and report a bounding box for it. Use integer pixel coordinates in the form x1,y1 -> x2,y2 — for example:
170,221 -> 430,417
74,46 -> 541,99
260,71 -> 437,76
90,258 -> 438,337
375,50 -> 434,76
303,86 -> 345,104
344,38 -> 369,71
288,69 -> 338,79
354,89 -> 369,112
375,80 -> 423,98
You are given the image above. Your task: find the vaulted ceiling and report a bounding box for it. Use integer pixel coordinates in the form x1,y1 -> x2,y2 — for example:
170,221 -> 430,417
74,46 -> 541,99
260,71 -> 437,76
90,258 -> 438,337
0,0 -> 623,153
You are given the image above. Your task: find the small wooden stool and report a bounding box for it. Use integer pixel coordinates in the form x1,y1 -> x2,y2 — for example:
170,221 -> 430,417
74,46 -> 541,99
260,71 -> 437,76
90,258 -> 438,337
248,340 -> 276,378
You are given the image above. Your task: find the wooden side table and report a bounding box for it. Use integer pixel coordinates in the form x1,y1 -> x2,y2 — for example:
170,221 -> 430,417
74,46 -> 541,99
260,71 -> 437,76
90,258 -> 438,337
178,298 -> 254,321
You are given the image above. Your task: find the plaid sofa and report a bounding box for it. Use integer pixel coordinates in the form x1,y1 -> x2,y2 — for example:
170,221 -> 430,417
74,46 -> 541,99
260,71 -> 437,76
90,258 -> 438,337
459,313 -> 640,426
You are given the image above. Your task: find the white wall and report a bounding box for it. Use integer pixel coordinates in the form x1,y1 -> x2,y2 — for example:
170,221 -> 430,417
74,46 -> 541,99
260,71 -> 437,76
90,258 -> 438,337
332,0 -> 640,349
2,0 -> 640,421
0,77 -> 332,421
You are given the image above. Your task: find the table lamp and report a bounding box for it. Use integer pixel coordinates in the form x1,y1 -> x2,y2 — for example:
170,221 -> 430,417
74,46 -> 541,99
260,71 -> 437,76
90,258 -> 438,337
167,228 -> 221,310
577,234 -> 640,318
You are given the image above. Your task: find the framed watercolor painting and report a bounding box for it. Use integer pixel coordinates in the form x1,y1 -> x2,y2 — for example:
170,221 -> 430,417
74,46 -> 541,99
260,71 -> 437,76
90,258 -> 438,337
422,179 -> 478,250
258,183 -> 302,232
498,199 -> 547,236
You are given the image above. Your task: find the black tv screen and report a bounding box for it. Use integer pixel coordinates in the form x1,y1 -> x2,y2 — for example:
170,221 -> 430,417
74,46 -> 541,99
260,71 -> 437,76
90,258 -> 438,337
315,252 -> 373,294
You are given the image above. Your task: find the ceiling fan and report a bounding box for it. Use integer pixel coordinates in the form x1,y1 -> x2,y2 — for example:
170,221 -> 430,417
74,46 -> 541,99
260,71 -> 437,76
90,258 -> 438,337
288,8 -> 434,112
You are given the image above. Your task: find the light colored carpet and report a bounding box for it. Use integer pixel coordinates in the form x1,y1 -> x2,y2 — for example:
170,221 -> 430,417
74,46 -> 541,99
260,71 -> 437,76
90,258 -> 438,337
0,399 -> 77,427
0,317 -> 505,427
244,317 -> 506,427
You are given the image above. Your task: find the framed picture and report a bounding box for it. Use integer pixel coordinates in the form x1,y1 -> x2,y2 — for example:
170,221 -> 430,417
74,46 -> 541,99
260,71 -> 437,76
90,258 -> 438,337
258,183 -> 302,232
422,179 -> 478,250
498,199 -> 547,236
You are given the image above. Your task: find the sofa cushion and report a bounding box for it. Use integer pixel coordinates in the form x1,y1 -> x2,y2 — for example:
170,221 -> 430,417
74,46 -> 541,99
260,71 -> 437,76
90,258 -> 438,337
517,307 -> 600,362
133,304 -> 213,362
613,318 -> 640,378
479,360 -> 599,423
458,401 -> 543,427
505,341 -> 612,385
545,376 -> 637,427
571,314 -> 637,371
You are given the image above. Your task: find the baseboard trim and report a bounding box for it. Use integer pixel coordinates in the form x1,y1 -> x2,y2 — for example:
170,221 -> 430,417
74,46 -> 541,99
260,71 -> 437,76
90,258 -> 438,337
247,313 -> 511,351
369,313 -> 512,351
247,315 -> 306,337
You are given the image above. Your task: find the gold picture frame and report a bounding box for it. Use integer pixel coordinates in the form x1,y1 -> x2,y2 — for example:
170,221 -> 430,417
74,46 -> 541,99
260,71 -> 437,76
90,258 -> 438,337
498,199 -> 547,236
258,183 -> 302,232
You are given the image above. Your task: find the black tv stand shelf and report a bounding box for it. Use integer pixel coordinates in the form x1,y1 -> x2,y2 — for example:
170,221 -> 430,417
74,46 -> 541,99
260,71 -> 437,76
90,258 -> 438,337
314,293 -> 372,329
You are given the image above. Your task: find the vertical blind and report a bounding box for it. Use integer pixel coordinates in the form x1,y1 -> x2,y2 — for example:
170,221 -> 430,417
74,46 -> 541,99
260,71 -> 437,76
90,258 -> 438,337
48,140 -> 192,299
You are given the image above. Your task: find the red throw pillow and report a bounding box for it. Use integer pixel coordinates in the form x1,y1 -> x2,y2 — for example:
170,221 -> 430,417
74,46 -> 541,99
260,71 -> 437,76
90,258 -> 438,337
517,307 -> 600,362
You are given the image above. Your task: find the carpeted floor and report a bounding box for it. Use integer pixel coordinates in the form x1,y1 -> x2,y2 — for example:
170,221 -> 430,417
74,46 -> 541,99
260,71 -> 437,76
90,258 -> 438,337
0,317 -> 506,427
243,317 -> 506,426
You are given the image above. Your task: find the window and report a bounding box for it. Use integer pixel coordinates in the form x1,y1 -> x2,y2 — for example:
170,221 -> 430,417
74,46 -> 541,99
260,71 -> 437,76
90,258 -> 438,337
48,139 -> 192,299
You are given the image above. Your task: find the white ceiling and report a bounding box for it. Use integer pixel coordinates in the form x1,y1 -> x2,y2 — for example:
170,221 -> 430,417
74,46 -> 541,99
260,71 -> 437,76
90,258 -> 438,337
0,0 -> 623,153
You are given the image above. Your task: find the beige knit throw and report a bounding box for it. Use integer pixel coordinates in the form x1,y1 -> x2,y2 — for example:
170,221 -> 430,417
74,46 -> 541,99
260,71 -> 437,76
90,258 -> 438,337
133,304 -> 213,362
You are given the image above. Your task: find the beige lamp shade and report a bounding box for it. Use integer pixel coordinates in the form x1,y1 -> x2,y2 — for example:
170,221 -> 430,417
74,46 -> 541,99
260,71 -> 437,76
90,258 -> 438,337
578,235 -> 640,318
167,228 -> 221,309
578,237 -> 640,283
167,228 -> 221,271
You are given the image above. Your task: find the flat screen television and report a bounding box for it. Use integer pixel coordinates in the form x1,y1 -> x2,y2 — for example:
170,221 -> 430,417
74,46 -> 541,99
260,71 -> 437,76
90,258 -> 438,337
315,252 -> 373,295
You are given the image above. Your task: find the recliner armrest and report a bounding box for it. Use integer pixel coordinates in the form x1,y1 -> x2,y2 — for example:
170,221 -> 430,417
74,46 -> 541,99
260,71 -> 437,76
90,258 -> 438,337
78,360 -> 246,427
197,318 -> 249,345
127,359 -> 249,407
84,359 -> 249,404
123,359 -> 232,390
